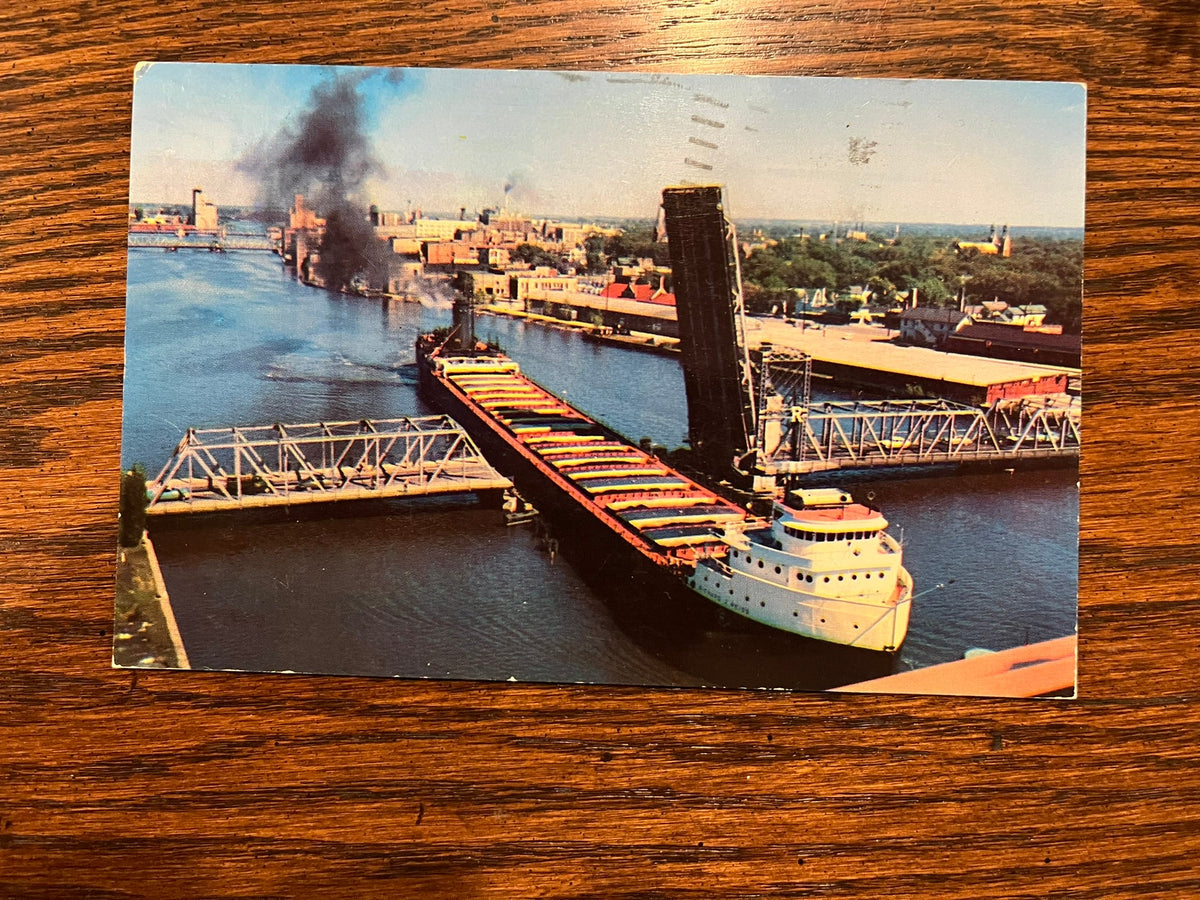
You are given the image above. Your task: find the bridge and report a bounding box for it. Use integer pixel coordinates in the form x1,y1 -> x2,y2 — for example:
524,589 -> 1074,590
128,231 -> 278,252
759,396 -> 1081,476
146,416 -> 511,515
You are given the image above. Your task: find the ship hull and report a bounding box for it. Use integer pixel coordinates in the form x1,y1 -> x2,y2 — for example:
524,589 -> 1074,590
690,559 -> 911,654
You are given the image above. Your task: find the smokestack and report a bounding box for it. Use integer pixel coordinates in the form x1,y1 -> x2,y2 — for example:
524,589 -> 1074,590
452,295 -> 476,352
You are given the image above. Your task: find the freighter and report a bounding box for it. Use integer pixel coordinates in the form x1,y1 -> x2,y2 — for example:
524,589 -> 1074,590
416,184 -> 913,658
416,336 -> 913,655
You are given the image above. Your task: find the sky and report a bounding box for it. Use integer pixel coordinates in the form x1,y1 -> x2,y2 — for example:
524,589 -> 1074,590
129,62 -> 1086,228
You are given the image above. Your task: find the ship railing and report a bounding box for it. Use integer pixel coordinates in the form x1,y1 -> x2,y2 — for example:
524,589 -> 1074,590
703,556 -> 738,577
844,572 -> 913,650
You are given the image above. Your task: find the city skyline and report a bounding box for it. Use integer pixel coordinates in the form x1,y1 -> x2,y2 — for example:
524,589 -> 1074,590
130,63 -> 1086,228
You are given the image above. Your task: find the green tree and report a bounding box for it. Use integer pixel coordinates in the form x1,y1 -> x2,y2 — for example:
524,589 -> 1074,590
119,464 -> 149,548
785,257 -> 838,293
583,234 -> 606,273
908,275 -> 954,307
867,275 -> 897,306
605,226 -> 669,266
510,243 -> 561,269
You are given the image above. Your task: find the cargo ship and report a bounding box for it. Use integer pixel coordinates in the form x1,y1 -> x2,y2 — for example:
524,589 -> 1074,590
416,333 -> 913,657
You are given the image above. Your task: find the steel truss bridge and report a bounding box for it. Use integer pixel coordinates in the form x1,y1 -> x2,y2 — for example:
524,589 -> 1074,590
760,397 -> 1081,477
147,417 -> 511,514
128,231 -> 277,252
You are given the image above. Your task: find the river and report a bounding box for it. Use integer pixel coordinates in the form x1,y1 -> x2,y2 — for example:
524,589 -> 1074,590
122,247 -> 1078,691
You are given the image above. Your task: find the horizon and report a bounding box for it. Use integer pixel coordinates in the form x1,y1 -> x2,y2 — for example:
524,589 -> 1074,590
128,199 -> 1084,238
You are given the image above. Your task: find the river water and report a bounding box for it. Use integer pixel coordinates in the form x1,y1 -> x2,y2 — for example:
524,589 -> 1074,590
122,247 -> 1078,691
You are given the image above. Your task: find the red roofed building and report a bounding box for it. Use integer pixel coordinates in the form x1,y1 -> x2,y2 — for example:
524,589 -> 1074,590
599,281 -> 675,306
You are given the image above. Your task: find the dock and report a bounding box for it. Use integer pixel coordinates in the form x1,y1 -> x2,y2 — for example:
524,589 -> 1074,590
146,416 -> 511,515
750,319 -> 1078,404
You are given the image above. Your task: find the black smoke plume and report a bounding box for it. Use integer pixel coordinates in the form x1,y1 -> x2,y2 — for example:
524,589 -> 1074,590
241,73 -> 394,293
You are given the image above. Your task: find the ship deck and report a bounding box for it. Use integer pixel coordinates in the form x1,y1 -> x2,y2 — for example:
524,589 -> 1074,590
435,355 -> 750,563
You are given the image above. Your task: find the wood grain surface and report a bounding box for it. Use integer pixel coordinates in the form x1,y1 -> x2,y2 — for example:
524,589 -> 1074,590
3,1 -> 1198,896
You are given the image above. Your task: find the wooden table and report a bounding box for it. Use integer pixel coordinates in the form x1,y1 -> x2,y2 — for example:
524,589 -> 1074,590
3,2 -> 1197,895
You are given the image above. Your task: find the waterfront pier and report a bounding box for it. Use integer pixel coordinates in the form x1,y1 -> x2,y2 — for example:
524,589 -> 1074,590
749,318 -> 1078,405
147,416 -> 511,514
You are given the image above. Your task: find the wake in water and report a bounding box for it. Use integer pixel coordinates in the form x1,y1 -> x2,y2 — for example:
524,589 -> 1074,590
263,350 -> 413,385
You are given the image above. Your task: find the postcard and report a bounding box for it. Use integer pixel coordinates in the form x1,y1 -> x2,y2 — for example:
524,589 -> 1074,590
116,63 -> 1083,697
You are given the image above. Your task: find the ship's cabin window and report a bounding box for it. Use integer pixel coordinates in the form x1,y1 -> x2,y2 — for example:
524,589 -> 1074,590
784,524 -> 881,543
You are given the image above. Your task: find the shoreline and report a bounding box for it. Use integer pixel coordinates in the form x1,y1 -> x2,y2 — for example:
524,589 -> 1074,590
113,535 -> 190,669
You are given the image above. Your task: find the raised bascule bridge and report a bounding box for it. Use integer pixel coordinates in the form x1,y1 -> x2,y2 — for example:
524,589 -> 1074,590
660,184 -> 1080,490
662,185 -> 1078,696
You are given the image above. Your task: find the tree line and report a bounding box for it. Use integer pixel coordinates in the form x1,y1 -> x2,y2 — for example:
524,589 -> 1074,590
738,232 -> 1082,333
478,222 -> 1083,336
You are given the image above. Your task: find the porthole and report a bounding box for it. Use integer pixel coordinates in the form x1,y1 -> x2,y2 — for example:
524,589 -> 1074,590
837,575 -> 844,581
851,574 -> 857,580
774,566 -> 781,574
864,573 -> 871,579
806,575 -> 814,582
757,560 -> 764,569
823,576 -> 830,583
820,618 -> 826,623
853,624 -> 859,629
792,611 -> 798,617
760,601 -> 766,608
